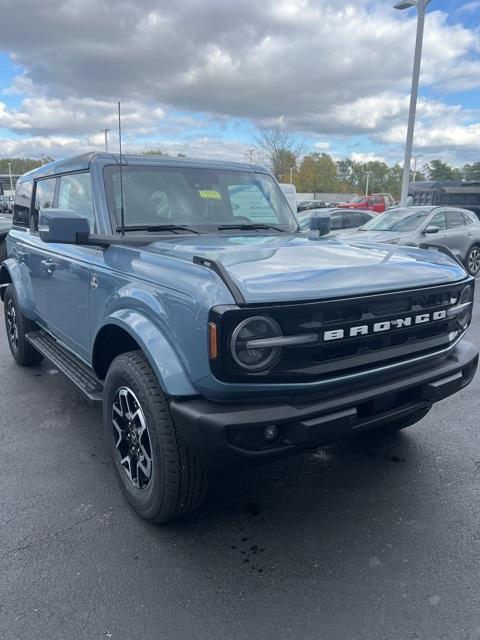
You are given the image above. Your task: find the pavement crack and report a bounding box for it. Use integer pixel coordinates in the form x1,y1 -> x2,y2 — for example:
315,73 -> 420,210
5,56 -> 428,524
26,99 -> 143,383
1,511 -> 110,559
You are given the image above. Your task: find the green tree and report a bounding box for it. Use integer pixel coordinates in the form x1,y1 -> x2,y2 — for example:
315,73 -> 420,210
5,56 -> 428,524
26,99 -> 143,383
0,158 -> 52,175
275,150 -> 297,183
295,153 -> 339,193
336,159 -> 354,187
462,162 -> 480,182
424,159 -> 461,181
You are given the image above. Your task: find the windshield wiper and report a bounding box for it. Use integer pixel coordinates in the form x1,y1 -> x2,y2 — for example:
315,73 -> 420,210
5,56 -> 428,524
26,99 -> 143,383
116,224 -> 200,235
217,223 -> 286,232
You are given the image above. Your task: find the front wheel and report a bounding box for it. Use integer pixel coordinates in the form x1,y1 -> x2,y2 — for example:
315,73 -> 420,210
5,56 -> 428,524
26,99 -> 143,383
465,245 -> 480,277
103,351 -> 208,523
3,285 -> 43,366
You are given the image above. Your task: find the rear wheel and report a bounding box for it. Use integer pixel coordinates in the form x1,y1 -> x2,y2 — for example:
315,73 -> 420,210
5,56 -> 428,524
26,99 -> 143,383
466,245 -> 480,277
103,351 -> 208,523
3,285 -> 43,366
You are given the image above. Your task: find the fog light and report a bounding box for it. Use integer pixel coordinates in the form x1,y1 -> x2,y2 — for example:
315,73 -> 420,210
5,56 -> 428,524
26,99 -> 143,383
264,425 -> 279,443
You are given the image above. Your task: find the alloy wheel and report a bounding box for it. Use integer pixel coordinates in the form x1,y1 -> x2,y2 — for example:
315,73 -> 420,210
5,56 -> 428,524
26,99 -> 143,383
6,299 -> 19,353
112,386 -> 153,489
468,247 -> 480,276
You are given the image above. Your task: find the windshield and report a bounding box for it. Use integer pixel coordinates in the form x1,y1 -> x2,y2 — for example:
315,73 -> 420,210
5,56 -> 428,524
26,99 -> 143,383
348,196 -> 366,204
360,208 -> 430,232
104,166 -> 297,232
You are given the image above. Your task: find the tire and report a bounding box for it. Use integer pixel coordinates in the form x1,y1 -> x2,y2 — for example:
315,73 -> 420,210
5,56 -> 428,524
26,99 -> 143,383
103,351 -> 208,523
3,284 -> 43,366
465,245 -> 480,277
373,406 -> 431,434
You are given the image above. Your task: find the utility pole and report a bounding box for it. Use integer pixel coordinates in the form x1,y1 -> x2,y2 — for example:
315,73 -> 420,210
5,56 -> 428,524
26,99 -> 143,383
8,162 -> 13,191
394,0 -> 432,206
290,166 -> 295,184
102,129 -> 110,152
246,149 -> 256,163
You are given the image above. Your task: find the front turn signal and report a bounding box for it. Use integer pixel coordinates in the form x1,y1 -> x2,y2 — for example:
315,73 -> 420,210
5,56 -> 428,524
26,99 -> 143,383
209,322 -> 218,360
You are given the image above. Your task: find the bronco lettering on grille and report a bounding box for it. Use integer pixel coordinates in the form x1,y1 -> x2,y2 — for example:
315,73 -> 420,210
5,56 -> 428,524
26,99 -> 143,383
323,309 -> 447,342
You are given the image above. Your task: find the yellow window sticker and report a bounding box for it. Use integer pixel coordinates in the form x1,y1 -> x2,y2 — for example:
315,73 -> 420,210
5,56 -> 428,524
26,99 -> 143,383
199,190 -> 222,200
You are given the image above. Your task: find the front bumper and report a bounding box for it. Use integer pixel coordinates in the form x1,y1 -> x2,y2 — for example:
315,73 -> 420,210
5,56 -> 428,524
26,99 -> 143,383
170,340 -> 478,469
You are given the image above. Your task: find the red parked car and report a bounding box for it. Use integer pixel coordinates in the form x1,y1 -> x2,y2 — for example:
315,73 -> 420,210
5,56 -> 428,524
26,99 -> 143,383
338,193 -> 396,214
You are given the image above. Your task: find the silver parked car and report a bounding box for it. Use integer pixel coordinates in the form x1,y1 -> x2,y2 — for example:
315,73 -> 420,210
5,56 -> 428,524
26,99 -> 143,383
340,206 -> 480,276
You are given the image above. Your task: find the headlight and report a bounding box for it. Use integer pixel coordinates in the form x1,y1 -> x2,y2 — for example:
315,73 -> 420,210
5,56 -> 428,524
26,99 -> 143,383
457,284 -> 474,329
230,316 -> 283,371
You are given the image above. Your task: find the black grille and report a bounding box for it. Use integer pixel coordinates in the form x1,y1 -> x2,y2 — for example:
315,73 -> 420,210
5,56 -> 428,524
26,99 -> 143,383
210,281 -> 471,383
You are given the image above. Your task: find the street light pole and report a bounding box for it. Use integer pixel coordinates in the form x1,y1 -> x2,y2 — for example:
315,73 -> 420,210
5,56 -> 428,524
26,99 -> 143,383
246,149 -> 256,163
289,166 -> 295,184
365,171 -> 371,196
394,0 -> 431,206
8,162 -> 13,191
103,128 -> 110,152
412,154 -> 423,182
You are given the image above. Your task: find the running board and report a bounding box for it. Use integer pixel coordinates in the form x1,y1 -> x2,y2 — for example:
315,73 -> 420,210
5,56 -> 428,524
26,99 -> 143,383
26,331 -> 103,405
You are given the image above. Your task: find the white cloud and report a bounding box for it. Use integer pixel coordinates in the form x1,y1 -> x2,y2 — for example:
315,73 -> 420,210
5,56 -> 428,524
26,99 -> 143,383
458,2 -> 480,12
0,133 -> 256,163
0,0 -> 478,163
349,152 -> 386,163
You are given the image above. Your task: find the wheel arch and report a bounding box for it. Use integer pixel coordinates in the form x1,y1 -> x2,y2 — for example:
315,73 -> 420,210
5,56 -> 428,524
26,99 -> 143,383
92,310 -> 197,397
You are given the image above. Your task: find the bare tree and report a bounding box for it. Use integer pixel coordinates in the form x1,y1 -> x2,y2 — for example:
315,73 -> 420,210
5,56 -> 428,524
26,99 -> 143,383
253,126 -> 305,179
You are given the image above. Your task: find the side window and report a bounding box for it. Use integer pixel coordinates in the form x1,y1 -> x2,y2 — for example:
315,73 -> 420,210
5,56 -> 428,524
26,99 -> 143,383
429,212 -> 447,230
446,210 -> 466,229
32,178 -> 56,231
13,179 -> 33,227
330,214 -> 342,230
58,173 -> 95,231
462,212 -> 475,226
360,213 -> 372,225
342,212 -> 363,228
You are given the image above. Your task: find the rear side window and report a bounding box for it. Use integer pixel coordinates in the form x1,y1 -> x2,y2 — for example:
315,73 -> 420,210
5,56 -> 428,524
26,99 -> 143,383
462,212 -> 476,226
446,211 -> 466,229
58,173 -> 95,231
13,180 -> 33,227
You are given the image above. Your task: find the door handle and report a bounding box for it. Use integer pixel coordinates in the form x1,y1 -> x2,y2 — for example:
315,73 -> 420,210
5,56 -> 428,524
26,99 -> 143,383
41,258 -> 56,274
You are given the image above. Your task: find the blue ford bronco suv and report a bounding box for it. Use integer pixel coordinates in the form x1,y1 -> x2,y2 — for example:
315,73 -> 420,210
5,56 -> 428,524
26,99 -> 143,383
1,153 -> 478,522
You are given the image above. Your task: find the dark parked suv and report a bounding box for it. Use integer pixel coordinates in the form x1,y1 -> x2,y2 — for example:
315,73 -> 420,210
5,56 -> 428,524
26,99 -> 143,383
1,153 -> 477,522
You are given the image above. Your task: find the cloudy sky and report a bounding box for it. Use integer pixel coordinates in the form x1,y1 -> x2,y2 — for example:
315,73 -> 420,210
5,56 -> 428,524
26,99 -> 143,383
0,0 -> 479,167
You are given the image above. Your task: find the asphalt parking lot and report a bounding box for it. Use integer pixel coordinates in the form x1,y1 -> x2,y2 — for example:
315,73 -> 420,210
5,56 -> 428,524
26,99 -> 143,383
1,298 -> 480,640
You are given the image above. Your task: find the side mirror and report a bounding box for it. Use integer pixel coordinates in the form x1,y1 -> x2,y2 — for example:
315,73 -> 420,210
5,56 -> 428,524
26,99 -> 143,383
423,225 -> 440,235
310,214 -> 331,236
39,209 -> 90,244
